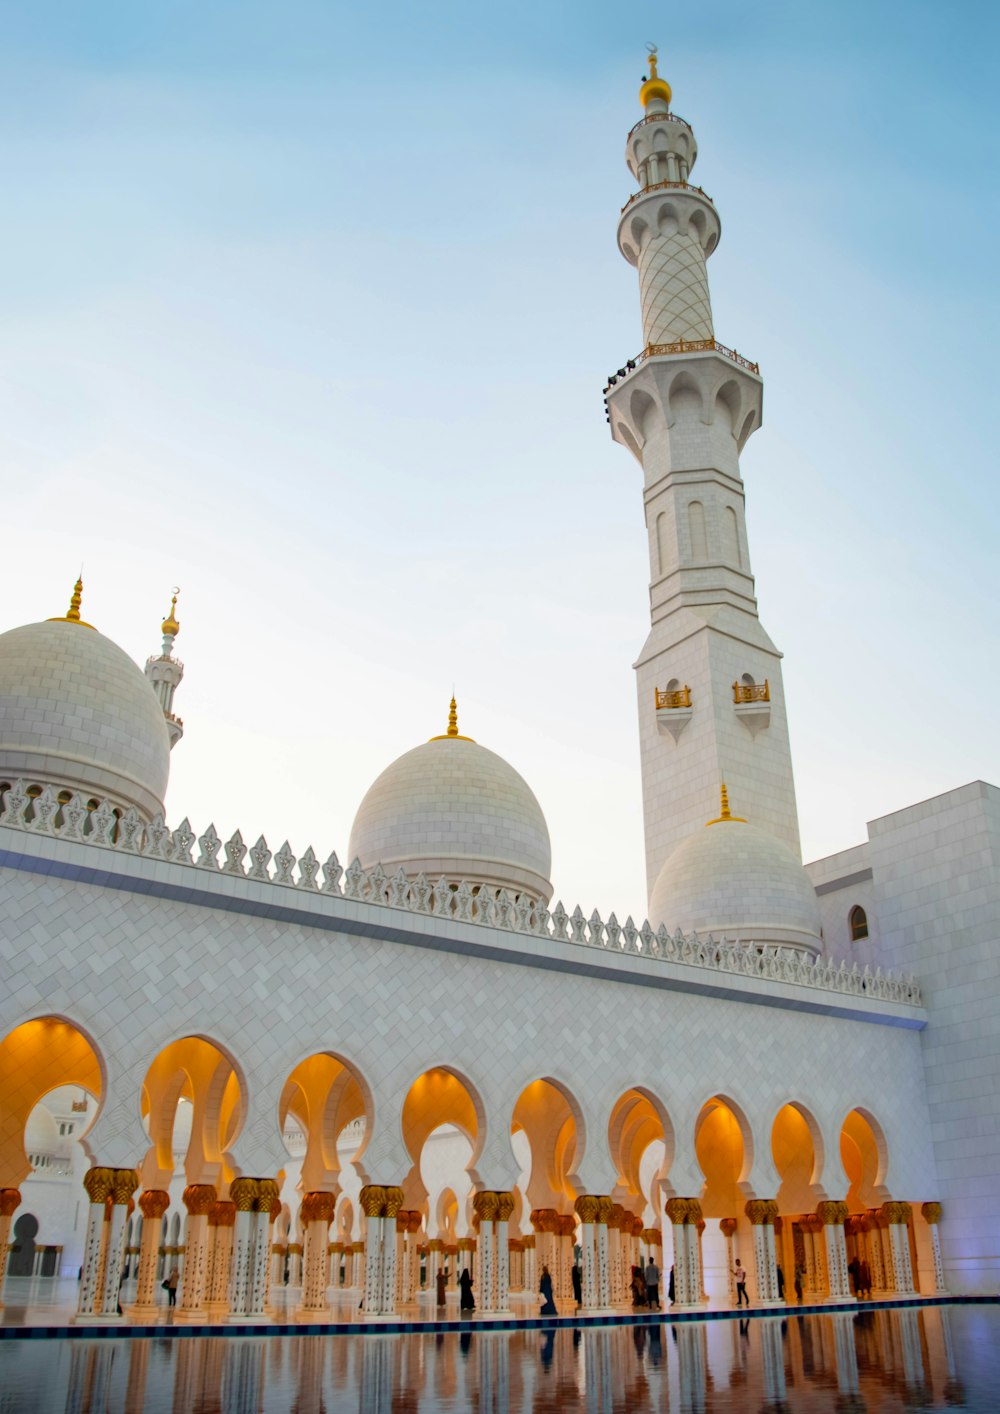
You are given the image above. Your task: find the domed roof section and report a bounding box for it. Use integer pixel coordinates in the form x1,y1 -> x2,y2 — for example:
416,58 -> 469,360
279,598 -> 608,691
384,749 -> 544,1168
0,583 -> 171,820
349,700 -> 553,904
648,787 -> 822,956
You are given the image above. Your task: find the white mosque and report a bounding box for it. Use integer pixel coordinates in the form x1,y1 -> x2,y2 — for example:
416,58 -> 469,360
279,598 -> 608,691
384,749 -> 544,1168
0,51 -> 997,1327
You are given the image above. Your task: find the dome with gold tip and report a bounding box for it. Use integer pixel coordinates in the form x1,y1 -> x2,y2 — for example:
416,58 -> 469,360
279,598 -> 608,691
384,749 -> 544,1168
648,786 -> 823,956
0,579 -> 172,820
348,699 -> 553,904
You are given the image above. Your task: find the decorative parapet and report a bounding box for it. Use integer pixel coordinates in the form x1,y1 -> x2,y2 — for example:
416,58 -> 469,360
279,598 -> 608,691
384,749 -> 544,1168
0,779 -> 923,1008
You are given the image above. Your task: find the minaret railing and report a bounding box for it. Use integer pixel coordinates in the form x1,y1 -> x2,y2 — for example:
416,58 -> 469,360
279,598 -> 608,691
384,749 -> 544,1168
621,179 -> 715,213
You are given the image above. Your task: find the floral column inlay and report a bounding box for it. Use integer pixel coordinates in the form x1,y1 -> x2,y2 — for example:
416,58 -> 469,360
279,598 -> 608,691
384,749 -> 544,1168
130,1190 -> 170,1322
76,1169 -> 115,1320
922,1203 -> 947,1294
745,1200 -> 782,1304
817,1202 -> 853,1303
176,1184 -> 217,1323
881,1202 -> 915,1295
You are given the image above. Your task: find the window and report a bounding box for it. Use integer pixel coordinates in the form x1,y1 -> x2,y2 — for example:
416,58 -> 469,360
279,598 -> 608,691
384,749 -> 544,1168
850,906 -> 869,942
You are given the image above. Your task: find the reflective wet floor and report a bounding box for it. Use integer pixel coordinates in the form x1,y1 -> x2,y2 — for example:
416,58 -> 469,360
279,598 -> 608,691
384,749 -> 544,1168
0,1303 -> 996,1412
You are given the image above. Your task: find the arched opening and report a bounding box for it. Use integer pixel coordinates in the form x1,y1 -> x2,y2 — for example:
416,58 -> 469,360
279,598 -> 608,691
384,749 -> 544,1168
0,1017 -> 103,1276
687,501 -> 708,562
840,1108 -> 888,1213
139,1036 -> 246,1193
510,1077 -> 582,1217
694,1094 -> 754,1304
608,1087 -> 673,1225
401,1066 -> 484,1241
850,906 -> 869,941
771,1102 -> 824,1291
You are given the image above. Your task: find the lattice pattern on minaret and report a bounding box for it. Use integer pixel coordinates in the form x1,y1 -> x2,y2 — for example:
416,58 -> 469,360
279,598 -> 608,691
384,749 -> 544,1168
639,231 -> 714,345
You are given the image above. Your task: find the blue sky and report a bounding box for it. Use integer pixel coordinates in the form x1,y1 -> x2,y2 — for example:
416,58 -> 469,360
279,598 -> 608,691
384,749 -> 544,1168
1,0 -> 997,920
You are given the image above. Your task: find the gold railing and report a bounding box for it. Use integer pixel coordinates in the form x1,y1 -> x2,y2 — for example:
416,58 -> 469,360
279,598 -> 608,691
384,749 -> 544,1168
655,686 -> 691,710
628,112 -> 690,137
644,339 -> 759,374
733,680 -> 770,704
621,180 -> 714,213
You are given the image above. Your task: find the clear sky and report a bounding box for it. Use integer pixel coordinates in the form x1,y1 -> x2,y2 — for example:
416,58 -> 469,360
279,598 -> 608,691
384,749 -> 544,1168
1,0 -> 997,922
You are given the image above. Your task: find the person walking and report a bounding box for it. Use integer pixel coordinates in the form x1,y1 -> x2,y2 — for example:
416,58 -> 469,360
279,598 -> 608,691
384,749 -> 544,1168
539,1264 -> 557,1315
668,1265 -> 675,1304
859,1259 -> 872,1298
644,1257 -> 660,1309
733,1258 -> 750,1307
793,1262 -> 804,1303
776,1262 -> 785,1300
436,1267 -> 448,1307
571,1262 -> 582,1306
459,1267 -> 475,1312
165,1268 -> 179,1308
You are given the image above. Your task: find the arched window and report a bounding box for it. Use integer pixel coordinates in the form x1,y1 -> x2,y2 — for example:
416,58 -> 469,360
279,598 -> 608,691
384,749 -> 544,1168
850,906 -> 869,942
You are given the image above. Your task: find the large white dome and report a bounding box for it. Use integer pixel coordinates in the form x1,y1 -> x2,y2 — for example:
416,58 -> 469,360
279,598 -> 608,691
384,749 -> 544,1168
648,810 -> 822,956
349,720 -> 552,904
0,618 -> 171,820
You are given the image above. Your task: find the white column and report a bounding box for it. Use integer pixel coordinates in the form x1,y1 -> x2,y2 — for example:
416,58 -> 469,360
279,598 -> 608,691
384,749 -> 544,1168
175,1184 -> 216,1323
227,1179 -> 259,1321
886,1204 -> 915,1295
129,1190 -> 170,1322
745,1201 -> 782,1304
75,1169 -> 115,1320
818,1203 -> 853,1303
99,1173 -> 138,1318
922,1205 -> 947,1294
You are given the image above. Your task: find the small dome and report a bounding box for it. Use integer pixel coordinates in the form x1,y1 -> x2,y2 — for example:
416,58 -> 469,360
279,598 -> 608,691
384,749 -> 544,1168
349,720 -> 552,904
0,618 -> 170,820
24,1102 -> 60,1159
649,809 -> 822,957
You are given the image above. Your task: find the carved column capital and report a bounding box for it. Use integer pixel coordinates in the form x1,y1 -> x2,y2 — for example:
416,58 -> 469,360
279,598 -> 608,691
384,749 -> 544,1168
230,1178 -> 260,1211
138,1188 -> 170,1220
473,1190 -> 499,1222
83,1167 -> 115,1204
0,1187 -> 23,1217
816,1200 -> 848,1226
720,1217 -> 738,1238
921,1202 -> 942,1225
360,1185 -> 387,1219
182,1183 -> 217,1217
575,1195 -> 600,1223
255,1179 -> 280,1214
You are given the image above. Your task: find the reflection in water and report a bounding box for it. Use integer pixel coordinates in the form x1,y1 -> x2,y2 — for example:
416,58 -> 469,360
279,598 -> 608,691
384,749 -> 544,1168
0,1305 -> 992,1412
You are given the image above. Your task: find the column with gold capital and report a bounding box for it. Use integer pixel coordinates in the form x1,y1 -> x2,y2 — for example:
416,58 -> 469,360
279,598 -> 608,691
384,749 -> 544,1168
249,1181 -> 280,1318
99,1169 -> 138,1318
206,1200 -> 236,1318
296,1192 -> 336,1321
494,1192 -> 515,1315
227,1178 -> 260,1320
719,1218 -> 738,1305
745,1200 -> 783,1305
379,1187 -> 405,1314
75,1168 -> 114,1320
817,1202 -> 853,1303
882,1202 -> 915,1294
360,1185 -> 386,1316
922,1203 -> 947,1294
595,1197 -> 614,1309
0,1189 -> 21,1310
574,1196 -> 606,1312
473,1191 -> 498,1312
175,1184 -> 217,1323
665,1199 -> 705,1308
129,1190 -> 170,1322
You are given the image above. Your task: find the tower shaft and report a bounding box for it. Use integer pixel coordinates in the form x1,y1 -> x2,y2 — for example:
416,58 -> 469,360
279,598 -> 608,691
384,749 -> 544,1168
605,62 -> 802,904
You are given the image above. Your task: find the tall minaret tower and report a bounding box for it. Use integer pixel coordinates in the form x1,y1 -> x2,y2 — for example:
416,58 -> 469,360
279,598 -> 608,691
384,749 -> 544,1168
144,591 -> 185,749
604,50 -> 802,903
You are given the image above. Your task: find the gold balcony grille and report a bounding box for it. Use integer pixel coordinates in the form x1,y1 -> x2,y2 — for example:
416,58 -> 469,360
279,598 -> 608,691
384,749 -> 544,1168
655,685 -> 691,709
733,680 -> 770,704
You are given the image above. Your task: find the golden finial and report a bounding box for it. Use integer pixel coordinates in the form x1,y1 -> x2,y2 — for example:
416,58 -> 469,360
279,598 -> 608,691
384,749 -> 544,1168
47,575 -> 95,630
706,782 -> 747,826
429,695 -> 475,743
161,587 -> 180,639
640,43 -> 672,110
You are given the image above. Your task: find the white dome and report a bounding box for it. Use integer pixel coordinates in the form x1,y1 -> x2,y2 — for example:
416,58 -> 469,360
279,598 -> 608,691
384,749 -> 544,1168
648,816 -> 822,956
349,733 -> 553,904
0,619 -> 170,820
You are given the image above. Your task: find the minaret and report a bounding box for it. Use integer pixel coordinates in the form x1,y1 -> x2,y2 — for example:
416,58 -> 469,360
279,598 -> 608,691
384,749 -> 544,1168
604,50 -> 802,902
144,591 -> 185,749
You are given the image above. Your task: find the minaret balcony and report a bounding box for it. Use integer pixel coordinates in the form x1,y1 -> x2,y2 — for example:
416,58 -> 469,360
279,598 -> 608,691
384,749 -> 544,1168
604,338 -> 759,394
628,110 -> 692,137
655,684 -> 693,742
733,679 -> 771,738
621,179 -> 715,215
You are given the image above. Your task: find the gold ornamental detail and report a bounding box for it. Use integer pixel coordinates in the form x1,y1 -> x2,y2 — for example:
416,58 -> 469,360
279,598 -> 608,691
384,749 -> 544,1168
733,679 -> 770,704
383,1186 -> 405,1219
922,1202 -> 942,1225
745,1199 -> 778,1226
720,1217 -> 738,1238
816,1201 -> 848,1227
138,1189 -> 170,1220
575,1195 -> 600,1224
209,1201 -> 236,1228
360,1185 -> 387,1219
473,1191 -> 499,1223
495,1192 -> 515,1222
230,1178 -> 260,1212
655,685 -> 691,710
256,1179 -> 281,1214
0,1188 -> 22,1217
83,1167 -> 115,1205
183,1184 -> 217,1217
